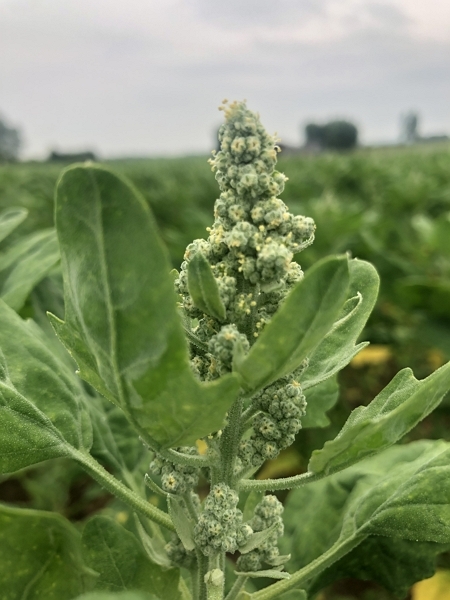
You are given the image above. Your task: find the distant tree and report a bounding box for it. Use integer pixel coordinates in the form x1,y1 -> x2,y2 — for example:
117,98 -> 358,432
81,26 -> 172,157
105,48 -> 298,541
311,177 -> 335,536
48,150 -> 97,163
323,120 -> 358,150
304,120 -> 358,152
401,111 -> 419,144
305,123 -> 325,149
0,117 -> 21,161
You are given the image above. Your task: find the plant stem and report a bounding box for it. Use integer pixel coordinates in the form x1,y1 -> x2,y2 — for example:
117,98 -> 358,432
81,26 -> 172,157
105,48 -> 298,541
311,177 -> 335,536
163,448 -> 212,467
196,550 -> 209,600
206,555 -> 225,600
71,449 -> 175,531
248,534 -> 367,600
225,575 -> 247,600
219,396 -> 244,485
238,470 -> 328,492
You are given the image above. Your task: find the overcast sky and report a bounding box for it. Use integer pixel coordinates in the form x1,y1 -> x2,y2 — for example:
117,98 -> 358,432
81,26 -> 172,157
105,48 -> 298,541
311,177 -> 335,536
1,0 -> 449,158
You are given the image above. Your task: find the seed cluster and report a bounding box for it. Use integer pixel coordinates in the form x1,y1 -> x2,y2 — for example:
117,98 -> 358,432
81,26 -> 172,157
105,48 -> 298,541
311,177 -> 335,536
149,447 -> 200,494
175,100 -> 315,383
193,483 -> 253,556
238,367 -> 308,469
236,495 -> 285,572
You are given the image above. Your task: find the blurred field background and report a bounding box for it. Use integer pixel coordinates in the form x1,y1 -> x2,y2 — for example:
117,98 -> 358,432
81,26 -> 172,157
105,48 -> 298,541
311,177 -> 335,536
1,141 -> 450,599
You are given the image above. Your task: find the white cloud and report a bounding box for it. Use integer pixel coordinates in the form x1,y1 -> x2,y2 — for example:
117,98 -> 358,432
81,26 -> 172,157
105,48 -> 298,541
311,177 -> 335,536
0,0 -> 448,156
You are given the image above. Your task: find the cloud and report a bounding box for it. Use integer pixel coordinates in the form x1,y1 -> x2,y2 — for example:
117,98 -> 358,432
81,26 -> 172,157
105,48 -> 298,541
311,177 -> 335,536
0,0 -> 448,156
194,0 -> 325,29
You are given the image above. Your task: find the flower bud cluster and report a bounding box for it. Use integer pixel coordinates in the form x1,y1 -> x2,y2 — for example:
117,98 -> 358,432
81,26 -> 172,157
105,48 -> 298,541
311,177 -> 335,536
149,447 -> 200,494
165,535 -> 196,569
208,324 -> 250,374
193,483 -> 253,556
236,495 -> 284,572
238,376 -> 307,468
174,100 -> 315,385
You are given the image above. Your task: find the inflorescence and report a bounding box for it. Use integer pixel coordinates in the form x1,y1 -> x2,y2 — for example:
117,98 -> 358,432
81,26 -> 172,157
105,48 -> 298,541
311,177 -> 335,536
158,100 -> 316,575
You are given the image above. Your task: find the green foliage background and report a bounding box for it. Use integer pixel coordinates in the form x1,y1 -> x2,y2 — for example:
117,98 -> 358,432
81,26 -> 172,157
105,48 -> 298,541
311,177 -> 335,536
1,141 -> 450,599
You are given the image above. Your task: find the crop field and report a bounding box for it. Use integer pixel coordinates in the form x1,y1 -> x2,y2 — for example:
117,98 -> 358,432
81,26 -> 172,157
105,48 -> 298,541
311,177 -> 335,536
1,141 -> 450,599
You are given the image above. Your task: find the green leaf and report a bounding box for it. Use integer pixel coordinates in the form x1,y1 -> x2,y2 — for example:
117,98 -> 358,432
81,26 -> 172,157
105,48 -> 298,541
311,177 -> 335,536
242,490 -> 264,522
187,251 -> 226,320
168,496 -> 196,551
73,593 -> 158,600
302,259 -> 379,391
302,375 -> 339,428
239,523 -> 279,554
0,229 -> 60,310
283,441 -> 450,596
53,164 -> 240,448
235,569 -> 290,580
134,515 -> 172,568
0,299 -> 92,474
82,516 -> 180,598
0,504 -> 96,599
0,206 -> 28,243
236,256 -> 350,393
309,362 -> 450,474
317,536 -> 447,598
88,395 -> 149,479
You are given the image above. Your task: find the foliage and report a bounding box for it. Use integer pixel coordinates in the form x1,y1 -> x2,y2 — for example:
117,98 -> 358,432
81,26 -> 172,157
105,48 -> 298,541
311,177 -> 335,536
304,120 -> 358,151
0,116 -> 21,162
0,102 -> 449,600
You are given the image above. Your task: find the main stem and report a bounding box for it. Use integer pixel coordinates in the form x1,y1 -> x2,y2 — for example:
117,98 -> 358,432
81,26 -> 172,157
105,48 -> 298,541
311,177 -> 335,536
219,395 -> 244,486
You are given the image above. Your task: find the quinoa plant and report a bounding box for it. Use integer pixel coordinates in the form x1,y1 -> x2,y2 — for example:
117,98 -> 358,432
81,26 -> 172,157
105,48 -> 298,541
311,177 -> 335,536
0,101 -> 450,600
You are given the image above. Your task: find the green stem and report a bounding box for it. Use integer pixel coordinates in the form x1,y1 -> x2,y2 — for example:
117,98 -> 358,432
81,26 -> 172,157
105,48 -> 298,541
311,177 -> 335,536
225,575 -> 247,600
162,447 -> 211,468
238,470 -> 328,492
206,555 -> 225,600
196,550 -> 209,600
219,396 -> 244,485
71,449 -> 175,532
248,534 -> 367,600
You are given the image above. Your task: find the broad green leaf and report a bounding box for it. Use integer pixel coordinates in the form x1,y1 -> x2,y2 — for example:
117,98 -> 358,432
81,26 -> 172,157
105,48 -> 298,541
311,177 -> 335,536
82,516 -> 180,598
317,536 -> 447,598
309,362 -> 450,474
0,504 -> 96,599
355,444 -> 450,542
187,251 -> 226,320
53,164 -> 240,448
302,259 -> 379,390
302,375 -> 339,428
0,206 -> 28,243
0,299 -> 92,474
0,228 -> 60,310
74,593 -> 158,600
283,441 -> 450,597
236,255 -> 350,393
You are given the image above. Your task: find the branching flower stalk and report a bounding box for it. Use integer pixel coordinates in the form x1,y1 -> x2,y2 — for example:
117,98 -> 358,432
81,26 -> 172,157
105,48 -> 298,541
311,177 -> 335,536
146,100 -> 316,598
